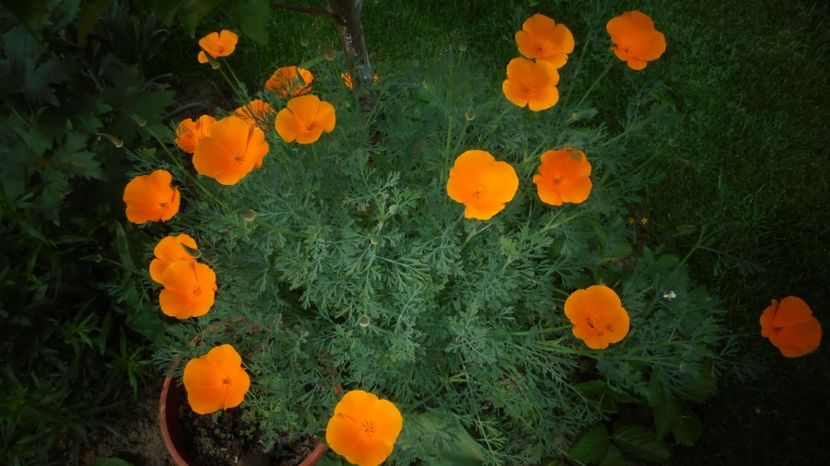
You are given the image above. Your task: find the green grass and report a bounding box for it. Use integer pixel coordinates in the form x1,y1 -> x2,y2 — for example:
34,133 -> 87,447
153,0 -> 830,463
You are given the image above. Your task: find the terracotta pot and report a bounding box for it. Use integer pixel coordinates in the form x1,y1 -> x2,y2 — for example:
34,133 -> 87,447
159,376 -> 328,466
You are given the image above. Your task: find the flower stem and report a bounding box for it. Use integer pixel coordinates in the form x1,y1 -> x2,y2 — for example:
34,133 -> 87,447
575,60 -> 614,109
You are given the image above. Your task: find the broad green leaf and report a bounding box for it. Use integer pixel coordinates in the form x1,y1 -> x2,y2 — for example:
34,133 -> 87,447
672,403 -> 703,446
178,0 -> 226,38
54,132 -> 104,180
653,396 -> 680,440
234,0 -> 269,44
648,374 -> 678,440
611,424 -> 669,462
599,445 -> 626,466
570,424 -> 609,464
676,364 -> 717,402
397,412 -> 485,466
575,379 -> 638,412
113,221 -> 136,270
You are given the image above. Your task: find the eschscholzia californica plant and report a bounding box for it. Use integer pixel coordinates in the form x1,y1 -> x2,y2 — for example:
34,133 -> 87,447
193,115 -> 270,185
175,115 -> 215,153
149,234 -> 198,284
275,94 -> 336,144
234,99 -> 275,127
516,13 -> 575,68
502,57 -> 560,111
197,29 -> 238,64
183,344 -> 250,414
325,390 -> 403,466
122,169 -> 180,224
760,296 -> 822,358
264,66 -> 314,96
565,285 -> 630,349
532,148 -> 593,206
606,11 -> 666,70
159,260 -> 217,319
447,150 -> 519,220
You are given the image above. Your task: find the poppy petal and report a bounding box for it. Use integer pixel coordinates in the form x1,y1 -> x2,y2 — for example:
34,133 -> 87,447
769,318 -> 822,358
367,399 -> 403,444
326,414 -> 364,463
528,85 -> 559,112
502,79 -> 529,108
275,110 -> 300,143
771,296 -> 814,327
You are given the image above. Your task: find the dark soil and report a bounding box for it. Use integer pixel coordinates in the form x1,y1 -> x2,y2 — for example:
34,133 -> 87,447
179,396 -> 319,466
81,380 -> 171,466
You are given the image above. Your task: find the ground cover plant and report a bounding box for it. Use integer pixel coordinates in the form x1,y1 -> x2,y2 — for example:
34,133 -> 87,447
0,2 -> 177,464
114,2 -> 791,464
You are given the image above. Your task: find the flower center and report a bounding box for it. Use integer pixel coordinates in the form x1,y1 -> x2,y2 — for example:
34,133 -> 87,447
304,120 -> 318,132
222,376 -> 231,385
361,420 -> 375,436
234,154 -> 246,165
474,187 -> 484,199
586,313 -> 610,336
192,286 -> 202,297
553,176 -> 563,185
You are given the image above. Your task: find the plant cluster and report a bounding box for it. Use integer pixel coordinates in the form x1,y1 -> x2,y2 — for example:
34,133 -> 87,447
0,2 -> 175,464
123,5 -> 819,466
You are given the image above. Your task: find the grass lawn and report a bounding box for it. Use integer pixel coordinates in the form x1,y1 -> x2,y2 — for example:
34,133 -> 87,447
155,0 -> 829,463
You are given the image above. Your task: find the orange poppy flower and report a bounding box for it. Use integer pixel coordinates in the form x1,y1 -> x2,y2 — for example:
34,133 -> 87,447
149,234 -> 198,284
274,95 -> 336,144
502,57 -> 560,111
760,296 -> 822,358
183,344 -> 251,415
532,148 -> 593,206
325,390 -> 403,466
446,150 -> 519,220
264,66 -> 313,96
516,13 -> 575,68
197,30 -> 238,64
122,169 -> 180,224
606,11 -> 666,71
193,115 -> 269,185
175,115 -> 215,153
564,285 -> 630,350
234,99 -> 275,127
159,260 -> 217,319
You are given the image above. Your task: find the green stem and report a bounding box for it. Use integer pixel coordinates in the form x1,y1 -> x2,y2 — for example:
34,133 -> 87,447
575,60 -> 614,109
561,33 -> 592,107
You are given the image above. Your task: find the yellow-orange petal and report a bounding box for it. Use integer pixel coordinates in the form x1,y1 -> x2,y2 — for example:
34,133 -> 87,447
183,344 -> 249,414
367,399 -> 404,445
502,79 -> 529,108
326,413 -> 364,463
516,14 -> 574,68
183,357 -> 227,414
149,234 -> 198,284
159,261 -> 216,319
198,30 -> 238,61
193,116 -> 266,185
123,170 -> 180,224
527,85 -> 559,112
274,109 -> 301,143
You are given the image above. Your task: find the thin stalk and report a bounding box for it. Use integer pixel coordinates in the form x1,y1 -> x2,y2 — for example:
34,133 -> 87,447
575,60 -> 614,109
